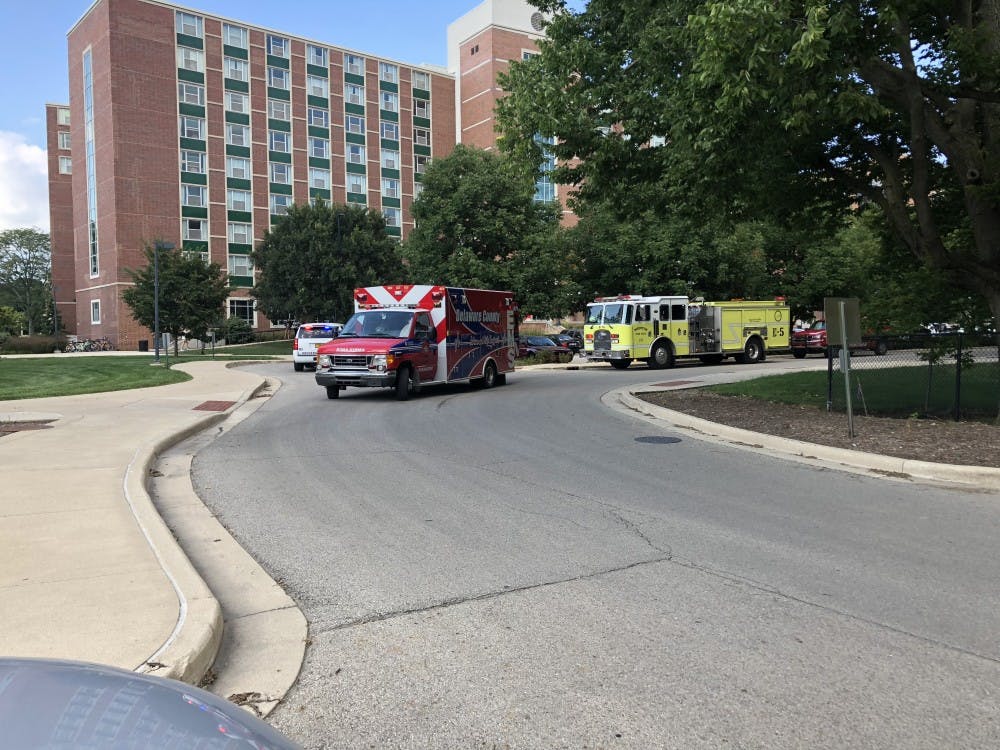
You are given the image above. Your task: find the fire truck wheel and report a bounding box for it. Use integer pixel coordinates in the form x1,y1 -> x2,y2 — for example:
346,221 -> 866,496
647,342 -> 674,369
326,385 -> 339,399
482,361 -> 498,388
609,359 -> 632,369
396,367 -> 414,400
741,337 -> 764,364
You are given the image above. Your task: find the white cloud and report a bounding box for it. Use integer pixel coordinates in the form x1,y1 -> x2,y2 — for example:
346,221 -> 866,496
0,131 -> 50,233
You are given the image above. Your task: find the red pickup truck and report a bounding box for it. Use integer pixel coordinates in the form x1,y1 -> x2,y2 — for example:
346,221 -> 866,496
791,320 -> 889,358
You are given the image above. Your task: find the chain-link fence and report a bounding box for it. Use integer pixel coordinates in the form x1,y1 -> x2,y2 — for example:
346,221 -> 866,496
828,332 -> 1000,422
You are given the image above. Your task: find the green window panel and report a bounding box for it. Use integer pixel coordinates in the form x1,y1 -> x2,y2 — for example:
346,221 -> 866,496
346,163 -> 366,175
178,102 -> 205,118
267,54 -> 289,70
412,88 -> 431,100
223,44 -> 248,60
228,243 -> 253,254
307,63 -> 328,78
346,133 -> 366,146
345,103 -> 365,116
386,226 -> 402,237
380,110 -> 398,123
185,239 -> 209,251
269,151 -> 292,164
308,157 -> 330,168
379,80 -> 399,93
229,275 -> 254,288
268,87 -> 290,101
413,116 -> 431,129
344,72 -> 365,86
180,137 -> 207,152
380,138 -> 400,150
414,173 -> 423,183
268,118 -> 291,132
225,145 -> 251,158
182,205 -> 208,219
381,168 -> 400,180
181,171 -> 207,186
381,197 -> 401,208
346,193 -> 367,205
228,210 -> 253,222
176,33 -> 203,50
308,125 -> 329,138
225,111 -> 250,125
310,187 -> 331,201
413,144 -> 431,156
307,95 -> 329,109
224,78 -> 249,93
177,68 -> 204,84
270,183 -> 293,195
226,177 -> 251,191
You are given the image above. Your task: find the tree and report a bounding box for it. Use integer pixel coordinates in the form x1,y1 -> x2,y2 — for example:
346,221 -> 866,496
497,1 -> 1000,334
121,243 -> 230,354
252,201 -> 404,323
0,305 -> 26,336
0,229 -> 51,335
402,145 -> 582,317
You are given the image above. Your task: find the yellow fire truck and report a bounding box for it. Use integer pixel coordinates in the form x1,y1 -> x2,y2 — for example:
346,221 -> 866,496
583,295 -> 791,368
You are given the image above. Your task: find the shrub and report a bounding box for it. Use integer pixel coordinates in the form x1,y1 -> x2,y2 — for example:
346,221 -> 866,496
218,317 -> 252,344
0,335 -> 68,354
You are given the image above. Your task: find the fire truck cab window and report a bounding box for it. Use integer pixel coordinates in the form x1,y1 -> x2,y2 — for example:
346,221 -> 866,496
671,304 -> 686,320
604,304 -> 626,324
659,304 -> 671,320
636,305 -> 650,322
585,305 -> 603,325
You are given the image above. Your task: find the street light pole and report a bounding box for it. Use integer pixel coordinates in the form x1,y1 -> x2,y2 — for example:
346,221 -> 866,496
153,241 -> 174,364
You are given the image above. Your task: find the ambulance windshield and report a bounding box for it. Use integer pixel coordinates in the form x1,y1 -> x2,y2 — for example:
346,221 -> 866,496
339,310 -> 414,338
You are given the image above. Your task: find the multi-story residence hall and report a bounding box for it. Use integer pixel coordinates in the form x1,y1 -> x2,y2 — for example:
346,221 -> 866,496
47,0 -> 549,347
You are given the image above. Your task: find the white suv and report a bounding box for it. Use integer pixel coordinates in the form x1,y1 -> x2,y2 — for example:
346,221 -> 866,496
293,322 -> 342,371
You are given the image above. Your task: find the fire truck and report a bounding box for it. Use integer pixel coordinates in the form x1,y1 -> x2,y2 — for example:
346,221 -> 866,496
314,285 -> 517,400
583,295 -> 790,368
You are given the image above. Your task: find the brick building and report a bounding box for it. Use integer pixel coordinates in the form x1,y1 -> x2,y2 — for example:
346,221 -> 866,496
46,0 -> 549,346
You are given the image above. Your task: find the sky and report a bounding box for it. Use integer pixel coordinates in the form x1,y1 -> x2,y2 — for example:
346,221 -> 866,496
0,0 -> 497,233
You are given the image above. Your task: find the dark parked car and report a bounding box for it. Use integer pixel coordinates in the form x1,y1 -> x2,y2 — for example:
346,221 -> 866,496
520,335 -> 574,362
549,333 -> 582,353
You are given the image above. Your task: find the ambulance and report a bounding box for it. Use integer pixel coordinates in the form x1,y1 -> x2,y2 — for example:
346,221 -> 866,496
583,295 -> 790,368
314,285 -> 517,400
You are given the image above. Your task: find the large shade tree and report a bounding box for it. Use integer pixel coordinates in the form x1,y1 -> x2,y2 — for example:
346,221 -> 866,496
497,0 -> 1000,334
252,201 -> 404,323
0,228 -> 51,335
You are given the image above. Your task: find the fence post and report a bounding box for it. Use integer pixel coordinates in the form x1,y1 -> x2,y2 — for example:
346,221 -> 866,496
954,332 -> 963,421
826,347 -> 833,411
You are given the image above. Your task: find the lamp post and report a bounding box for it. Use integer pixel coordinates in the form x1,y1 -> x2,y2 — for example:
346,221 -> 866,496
153,241 -> 174,364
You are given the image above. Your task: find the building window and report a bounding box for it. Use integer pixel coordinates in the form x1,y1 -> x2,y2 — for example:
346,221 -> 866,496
226,156 -> 250,179
414,128 -> 430,147
306,75 -> 329,99
57,107 -> 71,126
268,35 -> 289,57
345,54 -> 364,75
225,91 -> 249,113
269,130 -> 291,153
380,121 -> 399,141
268,99 -> 291,121
228,254 -> 253,277
523,51 -> 539,61
415,155 -> 429,174
269,162 -> 292,184
307,107 -> 329,128
228,222 -> 253,244
470,45 -> 479,55
381,91 -> 398,112
383,207 -> 401,228
178,82 -> 205,106
176,47 -> 204,73
228,298 -> 254,325
223,23 -> 247,48
413,182 -> 423,199
175,11 -> 203,37
309,137 -> 329,159
268,67 -> 289,90
307,44 -> 328,67
412,71 -> 430,90
181,150 -> 206,173
180,115 -> 205,140
414,99 -> 430,119
381,149 -> 399,169
90,300 -> 101,324
347,144 -> 365,164
183,218 -> 207,241
346,115 -> 364,135
83,50 -> 98,276
224,57 -> 248,82
270,194 -> 292,215
309,167 -> 330,189
226,123 -> 250,147
381,178 -> 399,198
346,84 -> 364,106
58,131 -> 71,150
379,62 -> 398,84
58,156 -> 72,174
534,134 -> 556,203
182,184 -> 207,207
227,189 -> 251,211
347,174 -> 366,194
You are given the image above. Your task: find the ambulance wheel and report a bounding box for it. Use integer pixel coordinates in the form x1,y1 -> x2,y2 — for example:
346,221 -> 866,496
647,342 -> 674,369
395,367 -> 413,400
741,337 -> 764,364
326,386 -> 339,399
294,362 -> 305,372
482,361 -> 498,389
609,359 -> 632,370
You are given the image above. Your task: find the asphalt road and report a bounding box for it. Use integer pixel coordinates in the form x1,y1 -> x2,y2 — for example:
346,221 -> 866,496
191,359 -> 1000,749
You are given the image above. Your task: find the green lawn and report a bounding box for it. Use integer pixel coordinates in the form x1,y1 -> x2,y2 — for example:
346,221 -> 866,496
0,356 -> 192,400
